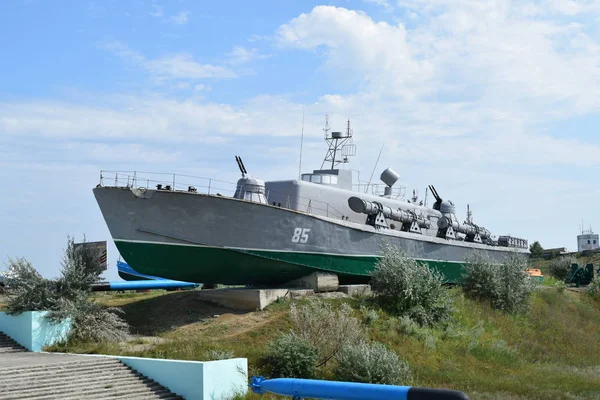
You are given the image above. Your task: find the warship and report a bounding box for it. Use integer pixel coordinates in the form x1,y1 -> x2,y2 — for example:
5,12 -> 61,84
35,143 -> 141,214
94,118 -> 529,285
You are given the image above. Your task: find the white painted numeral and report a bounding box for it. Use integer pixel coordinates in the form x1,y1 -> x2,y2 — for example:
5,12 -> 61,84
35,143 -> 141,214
292,228 -> 310,243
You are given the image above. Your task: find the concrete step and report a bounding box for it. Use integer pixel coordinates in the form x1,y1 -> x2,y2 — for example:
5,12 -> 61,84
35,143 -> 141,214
0,370 -> 150,391
0,358 -> 125,378
0,333 -> 26,353
0,385 -> 174,400
0,348 -> 26,354
1,379 -> 168,400
0,354 -> 183,400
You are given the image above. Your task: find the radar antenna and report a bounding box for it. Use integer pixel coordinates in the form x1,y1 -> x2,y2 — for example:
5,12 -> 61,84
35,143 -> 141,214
320,116 -> 356,170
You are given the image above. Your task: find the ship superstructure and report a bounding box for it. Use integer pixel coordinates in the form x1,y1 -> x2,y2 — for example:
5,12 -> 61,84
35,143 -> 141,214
93,118 -> 529,285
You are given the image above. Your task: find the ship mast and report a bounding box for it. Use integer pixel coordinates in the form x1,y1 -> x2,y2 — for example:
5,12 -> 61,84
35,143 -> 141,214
320,115 -> 355,170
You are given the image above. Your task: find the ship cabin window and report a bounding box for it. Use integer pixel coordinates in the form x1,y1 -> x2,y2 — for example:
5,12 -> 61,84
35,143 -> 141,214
301,173 -> 338,185
588,240 -> 591,244
594,240 -> 597,245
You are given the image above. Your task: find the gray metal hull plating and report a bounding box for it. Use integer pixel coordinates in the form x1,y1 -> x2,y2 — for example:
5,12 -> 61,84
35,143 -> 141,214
94,187 -> 528,285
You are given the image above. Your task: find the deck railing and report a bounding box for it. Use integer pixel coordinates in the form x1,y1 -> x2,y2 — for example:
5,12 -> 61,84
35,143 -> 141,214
100,170 -> 238,197
99,171 -> 348,220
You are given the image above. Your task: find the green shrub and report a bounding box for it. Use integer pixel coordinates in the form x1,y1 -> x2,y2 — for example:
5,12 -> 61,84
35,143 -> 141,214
549,256 -> 576,282
370,245 -> 453,326
290,299 -> 364,367
360,306 -> 379,326
4,236 -> 130,343
462,253 -> 537,313
264,333 -> 318,379
397,316 -> 422,337
588,277 -> 600,298
554,280 -> 567,294
207,349 -> 235,360
334,341 -> 410,385
51,296 -> 130,343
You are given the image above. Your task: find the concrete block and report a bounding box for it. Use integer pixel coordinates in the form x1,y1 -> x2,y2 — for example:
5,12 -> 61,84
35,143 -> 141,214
195,288 -> 315,311
74,353 -> 248,400
284,272 -> 339,292
117,356 -> 248,400
0,311 -> 72,351
338,284 -> 372,297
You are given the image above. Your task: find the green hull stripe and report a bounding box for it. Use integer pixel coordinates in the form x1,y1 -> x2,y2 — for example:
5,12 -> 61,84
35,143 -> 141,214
115,241 -> 466,285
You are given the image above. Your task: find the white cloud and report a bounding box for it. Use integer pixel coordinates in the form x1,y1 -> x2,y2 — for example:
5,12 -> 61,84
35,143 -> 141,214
148,54 -> 237,80
149,7 -> 190,25
194,84 -> 212,92
278,4 -> 600,116
363,0 -> 394,12
277,6 -> 435,99
102,41 -> 237,82
274,5 -> 600,165
169,11 -> 189,25
150,5 -> 164,18
226,46 -> 267,65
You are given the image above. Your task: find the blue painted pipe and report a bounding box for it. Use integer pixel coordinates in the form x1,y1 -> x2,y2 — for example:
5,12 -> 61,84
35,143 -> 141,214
90,280 -> 199,291
250,376 -> 470,400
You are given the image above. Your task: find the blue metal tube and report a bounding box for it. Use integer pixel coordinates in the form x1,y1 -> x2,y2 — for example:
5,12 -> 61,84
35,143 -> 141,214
109,280 -> 199,291
251,377 -> 409,400
91,280 -> 199,291
250,376 -> 470,400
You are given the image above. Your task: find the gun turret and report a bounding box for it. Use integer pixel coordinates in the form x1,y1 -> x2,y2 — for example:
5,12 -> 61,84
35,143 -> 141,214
348,197 -> 430,233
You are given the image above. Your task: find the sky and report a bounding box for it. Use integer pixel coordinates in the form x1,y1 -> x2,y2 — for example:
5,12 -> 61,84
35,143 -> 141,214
1,0 -> 600,281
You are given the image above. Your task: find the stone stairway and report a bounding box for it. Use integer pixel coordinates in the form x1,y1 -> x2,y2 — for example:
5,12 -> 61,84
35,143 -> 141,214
0,336 -> 184,399
0,332 -> 26,354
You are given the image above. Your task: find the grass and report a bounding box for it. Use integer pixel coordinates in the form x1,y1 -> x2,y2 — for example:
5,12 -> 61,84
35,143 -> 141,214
42,287 -> 600,400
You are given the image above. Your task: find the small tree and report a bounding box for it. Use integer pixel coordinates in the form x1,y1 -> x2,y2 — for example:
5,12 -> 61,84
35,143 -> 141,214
4,236 -> 130,343
335,341 -> 410,385
529,241 -> 544,258
549,256 -> 576,282
370,245 -> 453,326
289,299 -> 364,367
264,334 -> 318,379
462,252 -> 537,313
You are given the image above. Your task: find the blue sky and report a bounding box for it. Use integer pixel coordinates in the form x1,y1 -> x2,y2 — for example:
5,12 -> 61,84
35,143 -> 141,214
2,0 -> 600,281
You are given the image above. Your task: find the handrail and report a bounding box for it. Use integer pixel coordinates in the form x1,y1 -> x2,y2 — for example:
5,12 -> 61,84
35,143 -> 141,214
98,170 -> 347,220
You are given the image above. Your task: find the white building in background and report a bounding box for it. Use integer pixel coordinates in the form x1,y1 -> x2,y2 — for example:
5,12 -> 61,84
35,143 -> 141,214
577,226 -> 600,252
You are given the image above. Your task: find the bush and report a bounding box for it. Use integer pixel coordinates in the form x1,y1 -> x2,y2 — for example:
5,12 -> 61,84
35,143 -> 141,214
207,349 -> 235,360
549,256 -> 576,282
588,277 -> 600,298
462,252 -> 537,313
554,280 -> 567,294
264,333 -> 318,379
3,236 -> 130,343
335,341 -> 410,385
290,299 -> 363,367
4,257 -> 57,314
370,245 -> 453,326
360,306 -> 379,326
50,295 -> 130,343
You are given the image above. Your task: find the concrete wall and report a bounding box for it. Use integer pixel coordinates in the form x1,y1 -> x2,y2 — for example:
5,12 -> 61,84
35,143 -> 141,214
86,355 -> 248,400
0,311 -> 72,352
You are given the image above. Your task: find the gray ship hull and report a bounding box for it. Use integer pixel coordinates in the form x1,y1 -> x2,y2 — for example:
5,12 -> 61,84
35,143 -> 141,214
94,186 -> 528,285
